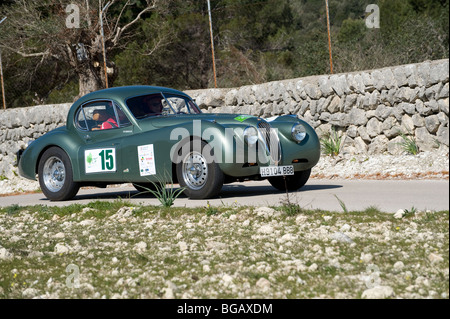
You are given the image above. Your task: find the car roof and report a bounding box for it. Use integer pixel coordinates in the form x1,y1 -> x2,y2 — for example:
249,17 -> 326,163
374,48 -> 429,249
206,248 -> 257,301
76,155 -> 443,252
73,85 -> 189,106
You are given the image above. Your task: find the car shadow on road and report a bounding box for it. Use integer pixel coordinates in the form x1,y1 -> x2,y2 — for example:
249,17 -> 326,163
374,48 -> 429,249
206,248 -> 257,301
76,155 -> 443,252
215,183 -> 343,199
68,182 -> 343,201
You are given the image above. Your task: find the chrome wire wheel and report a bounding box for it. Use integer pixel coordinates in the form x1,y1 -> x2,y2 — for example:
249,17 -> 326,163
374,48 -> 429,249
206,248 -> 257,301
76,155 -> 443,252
42,156 -> 66,193
181,151 -> 208,190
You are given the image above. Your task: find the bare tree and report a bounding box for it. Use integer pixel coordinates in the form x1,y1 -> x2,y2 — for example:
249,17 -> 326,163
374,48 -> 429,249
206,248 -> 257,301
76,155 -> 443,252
0,0 -> 169,97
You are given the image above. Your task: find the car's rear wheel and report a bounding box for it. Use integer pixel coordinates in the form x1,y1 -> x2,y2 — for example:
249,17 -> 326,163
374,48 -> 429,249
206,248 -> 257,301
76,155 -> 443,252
38,147 -> 80,201
268,168 -> 311,191
176,140 -> 224,199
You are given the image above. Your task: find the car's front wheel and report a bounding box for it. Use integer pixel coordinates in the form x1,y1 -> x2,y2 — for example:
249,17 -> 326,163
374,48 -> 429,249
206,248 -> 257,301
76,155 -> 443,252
176,140 -> 224,199
38,147 -> 80,201
268,168 -> 311,191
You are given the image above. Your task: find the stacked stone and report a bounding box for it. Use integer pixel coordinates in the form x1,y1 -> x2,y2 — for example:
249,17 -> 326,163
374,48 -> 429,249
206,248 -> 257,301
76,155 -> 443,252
0,59 -> 448,179
0,103 -> 71,178
188,59 -> 449,156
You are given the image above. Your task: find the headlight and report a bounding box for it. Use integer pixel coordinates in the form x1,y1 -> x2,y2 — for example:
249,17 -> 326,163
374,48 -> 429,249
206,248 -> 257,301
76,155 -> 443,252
243,126 -> 258,145
292,123 -> 306,142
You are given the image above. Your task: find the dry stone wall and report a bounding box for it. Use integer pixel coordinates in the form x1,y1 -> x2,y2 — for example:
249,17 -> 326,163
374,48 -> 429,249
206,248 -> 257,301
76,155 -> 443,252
186,59 -> 449,157
0,59 -> 448,179
0,104 -> 71,178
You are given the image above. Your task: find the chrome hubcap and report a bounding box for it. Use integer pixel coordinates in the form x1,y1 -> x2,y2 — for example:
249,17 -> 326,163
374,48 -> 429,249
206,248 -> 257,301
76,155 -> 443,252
182,151 -> 208,190
43,156 -> 66,192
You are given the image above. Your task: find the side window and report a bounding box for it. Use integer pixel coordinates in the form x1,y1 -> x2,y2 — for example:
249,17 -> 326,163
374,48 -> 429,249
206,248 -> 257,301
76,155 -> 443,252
76,107 -> 88,131
166,96 -> 189,114
126,94 -> 164,119
163,94 -> 202,114
114,103 -> 131,128
75,101 -> 119,131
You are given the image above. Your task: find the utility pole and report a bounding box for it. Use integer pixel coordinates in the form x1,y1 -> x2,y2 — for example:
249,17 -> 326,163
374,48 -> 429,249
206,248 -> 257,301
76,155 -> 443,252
100,1 -> 111,88
207,0 -> 217,88
325,0 -> 334,74
0,16 -> 7,109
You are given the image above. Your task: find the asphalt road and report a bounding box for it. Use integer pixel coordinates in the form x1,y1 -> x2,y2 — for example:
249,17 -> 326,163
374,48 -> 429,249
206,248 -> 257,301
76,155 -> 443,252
0,179 -> 448,213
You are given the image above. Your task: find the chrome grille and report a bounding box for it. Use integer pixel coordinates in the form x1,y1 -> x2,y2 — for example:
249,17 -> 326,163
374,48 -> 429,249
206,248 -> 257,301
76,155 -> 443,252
257,120 -> 281,164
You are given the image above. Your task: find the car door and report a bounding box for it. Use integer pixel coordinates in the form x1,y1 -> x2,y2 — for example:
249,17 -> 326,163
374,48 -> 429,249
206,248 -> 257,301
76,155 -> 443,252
74,99 -> 132,182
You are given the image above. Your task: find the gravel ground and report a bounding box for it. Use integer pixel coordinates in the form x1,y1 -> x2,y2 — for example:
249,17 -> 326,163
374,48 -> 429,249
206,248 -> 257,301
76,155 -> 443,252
1,150 -> 448,196
0,204 -> 448,299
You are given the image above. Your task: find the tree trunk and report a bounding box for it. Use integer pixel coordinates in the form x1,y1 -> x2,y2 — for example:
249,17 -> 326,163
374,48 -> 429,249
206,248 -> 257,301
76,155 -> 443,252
77,64 -> 103,98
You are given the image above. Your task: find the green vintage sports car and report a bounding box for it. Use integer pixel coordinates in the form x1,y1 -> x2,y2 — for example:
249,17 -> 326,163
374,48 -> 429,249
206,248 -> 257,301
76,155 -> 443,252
17,86 -> 320,201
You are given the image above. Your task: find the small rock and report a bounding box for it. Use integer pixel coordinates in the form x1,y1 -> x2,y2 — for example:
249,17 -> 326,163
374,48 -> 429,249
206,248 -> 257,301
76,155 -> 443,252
308,263 -> 318,272
393,261 -> 405,270
428,253 -> 444,264
360,253 -> 373,263
362,286 -> 394,299
163,287 -> 174,299
54,243 -> 69,254
331,232 -> 354,244
255,207 -> 276,218
0,247 -> 13,261
340,224 -> 351,232
134,241 -> 147,253
178,241 -> 188,252
79,220 -> 95,226
255,277 -> 271,291
394,209 -> 405,219
53,232 -> 65,239
22,288 -> 39,299
222,274 -> 233,286
258,225 -> 274,234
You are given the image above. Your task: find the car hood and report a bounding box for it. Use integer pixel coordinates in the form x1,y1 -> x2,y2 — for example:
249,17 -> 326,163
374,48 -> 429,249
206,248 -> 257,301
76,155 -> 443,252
148,113 -> 261,129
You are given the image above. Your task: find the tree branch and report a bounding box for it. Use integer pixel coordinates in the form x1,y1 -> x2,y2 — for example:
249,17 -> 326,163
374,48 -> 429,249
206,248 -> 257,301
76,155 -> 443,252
0,45 -> 50,58
111,2 -> 156,46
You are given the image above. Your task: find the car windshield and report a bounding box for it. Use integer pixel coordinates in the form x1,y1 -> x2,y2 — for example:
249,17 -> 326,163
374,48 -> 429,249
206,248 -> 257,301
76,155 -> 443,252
126,93 -> 201,119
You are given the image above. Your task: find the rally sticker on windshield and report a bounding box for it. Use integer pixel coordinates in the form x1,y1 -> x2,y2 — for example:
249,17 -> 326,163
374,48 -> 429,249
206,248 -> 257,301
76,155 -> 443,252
138,144 -> 156,176
85,148 -> 116,173
234,115 -> 254,122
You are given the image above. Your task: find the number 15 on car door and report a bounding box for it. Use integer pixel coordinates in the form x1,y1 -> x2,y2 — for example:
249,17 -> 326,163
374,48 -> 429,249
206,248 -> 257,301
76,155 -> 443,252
85,148 -> 116,173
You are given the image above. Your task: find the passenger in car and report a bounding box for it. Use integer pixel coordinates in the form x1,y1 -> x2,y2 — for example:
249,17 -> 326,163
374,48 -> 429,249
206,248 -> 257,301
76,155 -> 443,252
92,109 -> 118,130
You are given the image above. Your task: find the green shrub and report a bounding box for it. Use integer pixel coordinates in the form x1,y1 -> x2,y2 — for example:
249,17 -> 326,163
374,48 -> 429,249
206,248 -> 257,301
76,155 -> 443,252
320,127 -> 342,157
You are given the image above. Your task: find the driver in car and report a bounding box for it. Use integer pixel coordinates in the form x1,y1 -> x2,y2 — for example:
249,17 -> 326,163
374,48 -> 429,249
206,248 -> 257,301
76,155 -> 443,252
143,96 -> 163,115
92,109 -> 118,130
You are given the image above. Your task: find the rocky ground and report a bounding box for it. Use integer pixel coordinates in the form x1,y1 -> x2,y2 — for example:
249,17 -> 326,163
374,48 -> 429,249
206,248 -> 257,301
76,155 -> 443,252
0,203 -> 448,299
1,150 -> 448,196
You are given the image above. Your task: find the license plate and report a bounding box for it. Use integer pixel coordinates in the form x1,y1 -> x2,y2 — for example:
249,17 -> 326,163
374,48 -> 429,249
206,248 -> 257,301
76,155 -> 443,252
260,165 -> 294,177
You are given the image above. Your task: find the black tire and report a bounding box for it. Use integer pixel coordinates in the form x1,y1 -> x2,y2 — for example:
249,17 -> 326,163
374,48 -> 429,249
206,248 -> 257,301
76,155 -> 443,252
268,168 -> 311,191
176,140 -> 224,199
132,182 -> 162,193
38,147 -> 80,201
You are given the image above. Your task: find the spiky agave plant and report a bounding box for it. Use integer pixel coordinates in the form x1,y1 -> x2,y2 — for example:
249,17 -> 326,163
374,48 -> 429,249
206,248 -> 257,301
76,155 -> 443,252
320,127 -> 342,157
